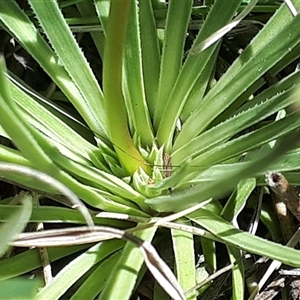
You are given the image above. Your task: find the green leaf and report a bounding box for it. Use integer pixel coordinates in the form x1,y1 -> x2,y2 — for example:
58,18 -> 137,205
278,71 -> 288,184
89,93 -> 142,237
7,74 -> 97,160
0,56 -> 55,171
190,0 -> 258,54
28,0 -> 106,134
0,205 -> 127,228
0,277 -> 42,300
70,251 -> 121,300
172,71 -> 300,162
0,1 -> 104,135
76,1 -> 105,59
123,0 -> 154,145
0,144 -> 30,167
102,0 -> 151,175
154,0 -> 193,129
0,245 -> 91,281
0,163 -> 94,226
139,0 -> 161,118
222,178 -> 257,223
190,208 -> 300,267
156,0 -> 243,150
34,240 -> 125,300
146,131 -> 300,212
200,201 -> 222,273
189,110 -> 300,172
0,193 -> 32,258
227,246 -> 244,300
171,219 -> 197,300
99,227 -> 157,300
175,1 -> 300,147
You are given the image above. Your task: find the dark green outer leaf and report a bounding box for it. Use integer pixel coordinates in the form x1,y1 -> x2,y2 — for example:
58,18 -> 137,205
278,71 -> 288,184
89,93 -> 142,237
172,80 -> 300,164
0,245 -> 90,281
156,0 -> 243,150
190,208 -> 300,267
28,0 -> 106,134
175,2 -> 300,148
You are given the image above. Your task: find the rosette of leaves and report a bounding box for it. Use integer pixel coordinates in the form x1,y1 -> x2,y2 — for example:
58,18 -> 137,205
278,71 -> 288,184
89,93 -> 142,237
1,0 -> 300,299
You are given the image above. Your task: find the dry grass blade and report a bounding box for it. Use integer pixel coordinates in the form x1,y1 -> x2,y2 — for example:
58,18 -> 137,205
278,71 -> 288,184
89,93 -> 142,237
185,262 -> 235,297
248,228 -> 300,300
139,241 -> 185,300
284,0 -> 298,16
190,0 -> 258,55
11,227 -> 122,247
254,277 -> 285,300
151,198 -> 213,227
11,225 -> 185,300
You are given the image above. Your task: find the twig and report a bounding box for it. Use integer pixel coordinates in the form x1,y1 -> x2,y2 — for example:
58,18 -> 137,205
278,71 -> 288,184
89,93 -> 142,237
265,172 -> 300,222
